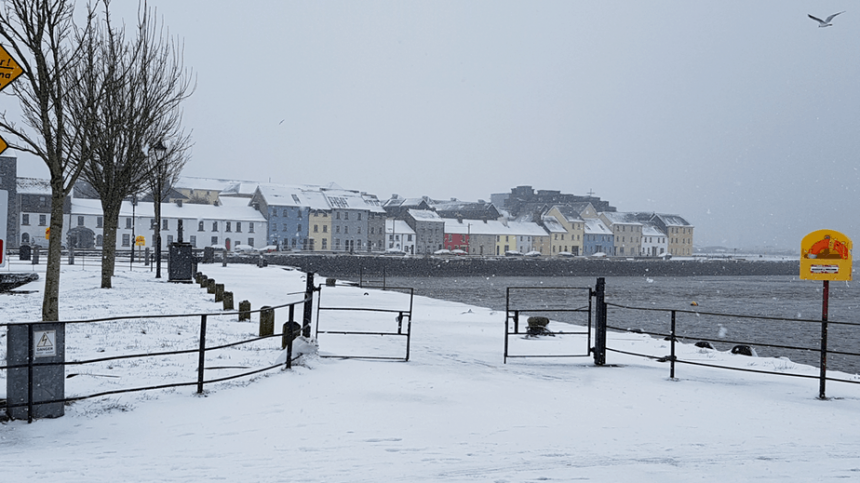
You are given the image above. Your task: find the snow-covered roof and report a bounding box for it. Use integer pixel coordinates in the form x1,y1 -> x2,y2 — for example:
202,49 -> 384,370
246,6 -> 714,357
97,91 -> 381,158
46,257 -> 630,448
442,218 -> 509,235
385,219 -> 415,235
584,218 -> 612,235
220,181 -> 260,197
506,221 -> 549,237
642,224 -> 666,237
17,177 -> 51,195
600,211 -> 644,225
256,184 -> 330,210
70,197 -> 266,222
408,209 -> 442,221
550,205 -> 585,223
654,213 -> 693,227
322,188 -> 386,213
541,215 -> 567,234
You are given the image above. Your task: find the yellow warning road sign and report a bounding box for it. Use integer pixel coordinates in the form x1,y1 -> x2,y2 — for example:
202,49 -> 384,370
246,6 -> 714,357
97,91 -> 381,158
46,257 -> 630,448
0,135 -> 7,156
0,44 -> 23,93
800,229 -> 852,281
135,235 -> 145,246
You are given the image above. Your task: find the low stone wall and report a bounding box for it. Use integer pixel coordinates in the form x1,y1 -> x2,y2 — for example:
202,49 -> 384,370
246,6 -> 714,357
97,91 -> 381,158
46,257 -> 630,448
230,254 -> 800,278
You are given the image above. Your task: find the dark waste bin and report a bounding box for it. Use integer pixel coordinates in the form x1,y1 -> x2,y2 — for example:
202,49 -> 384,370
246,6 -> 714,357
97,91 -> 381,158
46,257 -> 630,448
19,245 -> 31,261
203,246 -> 215,264
168,242 -> 194,283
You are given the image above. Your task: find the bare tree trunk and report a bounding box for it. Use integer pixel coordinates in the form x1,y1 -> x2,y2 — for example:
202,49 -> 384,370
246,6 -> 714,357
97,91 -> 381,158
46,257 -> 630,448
42,186 -> 66,321
100,204 -> 121,289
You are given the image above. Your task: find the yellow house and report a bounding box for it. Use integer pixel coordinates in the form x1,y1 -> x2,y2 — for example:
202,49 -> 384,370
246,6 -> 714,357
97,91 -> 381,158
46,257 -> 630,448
308,210 -> 332,251
544,205 -> 585,256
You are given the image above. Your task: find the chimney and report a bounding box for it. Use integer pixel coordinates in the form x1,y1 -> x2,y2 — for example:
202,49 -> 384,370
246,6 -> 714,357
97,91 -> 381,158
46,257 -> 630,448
176,199 -> 183,207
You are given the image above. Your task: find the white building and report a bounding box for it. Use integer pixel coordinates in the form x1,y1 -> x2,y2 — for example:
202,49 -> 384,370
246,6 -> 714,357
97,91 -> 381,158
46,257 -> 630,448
640,224 -> 668,257
384,219 -> 416,254
62,196 -> 267,251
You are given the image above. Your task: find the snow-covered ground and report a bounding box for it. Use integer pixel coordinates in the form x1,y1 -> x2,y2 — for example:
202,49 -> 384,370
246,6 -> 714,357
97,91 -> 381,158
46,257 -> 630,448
2,258 -> 860,482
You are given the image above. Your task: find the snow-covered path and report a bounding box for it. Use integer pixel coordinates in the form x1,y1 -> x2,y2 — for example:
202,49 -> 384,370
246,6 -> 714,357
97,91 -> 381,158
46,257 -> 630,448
2,262 -> 860,481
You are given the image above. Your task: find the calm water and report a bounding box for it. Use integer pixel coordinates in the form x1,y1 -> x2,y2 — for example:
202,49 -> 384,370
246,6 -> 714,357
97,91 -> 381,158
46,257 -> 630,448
383,275 -> 860,374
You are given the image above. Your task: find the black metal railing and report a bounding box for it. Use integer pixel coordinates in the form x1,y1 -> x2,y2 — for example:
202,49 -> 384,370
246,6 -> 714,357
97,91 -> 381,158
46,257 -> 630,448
1,294 -> 311,423
602,303 -> 860,398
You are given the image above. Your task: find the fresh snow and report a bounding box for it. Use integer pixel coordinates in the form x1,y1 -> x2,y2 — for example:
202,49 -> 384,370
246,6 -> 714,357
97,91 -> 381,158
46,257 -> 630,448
2,258 -> 860,482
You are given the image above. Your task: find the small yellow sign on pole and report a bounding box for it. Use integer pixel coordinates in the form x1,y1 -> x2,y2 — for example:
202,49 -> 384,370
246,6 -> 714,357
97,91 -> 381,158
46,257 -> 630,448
45,227 -> 50,240
0,44 -> 24,93
800,229 -> 852,281
0,135 -> 7,156
135,235 -> 145,246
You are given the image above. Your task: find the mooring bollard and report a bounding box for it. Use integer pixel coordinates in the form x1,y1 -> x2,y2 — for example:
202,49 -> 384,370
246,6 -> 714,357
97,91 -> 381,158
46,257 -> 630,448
222,249 -> 228,267
222,291 -> 234,310
239,300 -> 251,321
214,283 -> 225,302
207,279 -> 216,294
199,275 -> 208,288
282,321 -> 302,350
259,306 -> 274,336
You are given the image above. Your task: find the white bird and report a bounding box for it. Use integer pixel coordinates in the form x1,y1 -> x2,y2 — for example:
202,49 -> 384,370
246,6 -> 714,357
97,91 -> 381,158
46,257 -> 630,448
808,11 -> 845,28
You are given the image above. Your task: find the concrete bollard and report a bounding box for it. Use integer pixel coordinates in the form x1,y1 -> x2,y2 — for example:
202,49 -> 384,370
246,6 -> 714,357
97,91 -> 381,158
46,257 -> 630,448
215,283 -> 225,302
222,291 -> 234,310
239,300 -> 251,321
259,306 -> 274,336
207,279 -> 216,294
222,249 -> 228,267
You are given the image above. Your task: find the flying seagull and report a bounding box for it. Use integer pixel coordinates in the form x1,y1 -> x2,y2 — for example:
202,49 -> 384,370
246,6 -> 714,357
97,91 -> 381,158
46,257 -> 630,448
808,11 -> 845,27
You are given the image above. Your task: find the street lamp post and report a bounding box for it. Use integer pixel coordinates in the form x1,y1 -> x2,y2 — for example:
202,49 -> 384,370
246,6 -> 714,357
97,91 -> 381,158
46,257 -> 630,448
130,194 -> 137,269
152,141 -> 167,279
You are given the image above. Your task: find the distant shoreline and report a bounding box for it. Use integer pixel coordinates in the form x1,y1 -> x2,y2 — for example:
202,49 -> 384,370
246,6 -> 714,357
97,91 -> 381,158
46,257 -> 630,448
233,254 -> 801,278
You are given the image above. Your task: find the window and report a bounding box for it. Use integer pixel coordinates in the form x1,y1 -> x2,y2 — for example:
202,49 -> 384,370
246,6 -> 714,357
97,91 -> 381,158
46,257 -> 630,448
226,221 -> 232,232
78,216 -> 85,226
22,214 -> 29,225
163,219 -> 168,230
97,217 -> 103,228
249,224 -> 255,233
122,234 -> 130,246
167,235 -> 174,245
292,239 -> 297,248
314,225 -> 318,233
126,218 -> 132,229
370,227 -> 374,234
407,234 -> 412,241
323,225 -> 328,233
190,235 -> 197,247
96,235 -> 103,246
335,238 -> 340,249
297,224 -> 302,233
357,227 -> 361,234
22,233 -> 29,244
248,238 -> 254,247
212,221 -> 218,232
272,223 -> 278,232
236,222 -> 242,232
282,223 -> 287,232
357,213 -> 361,221
336,212 -> 341,220
344,212 -> 349,220
322,239 -> 327,250
345,226 -> 349,234
336,226 -> 341,234
150,220 -> 156,229
198,221 -> 204,231
211,236 -> 218,245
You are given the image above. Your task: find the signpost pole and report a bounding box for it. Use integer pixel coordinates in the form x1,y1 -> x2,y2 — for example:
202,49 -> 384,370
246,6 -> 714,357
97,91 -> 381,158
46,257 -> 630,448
819,280 -> 829,400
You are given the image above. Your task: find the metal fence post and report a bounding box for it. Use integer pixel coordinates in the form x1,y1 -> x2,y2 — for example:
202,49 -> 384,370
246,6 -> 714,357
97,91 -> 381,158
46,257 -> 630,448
303,273 -> 315,337
197,315 -> 207,394
593,277 -> 606,366
670,310 -> 677,379
27,323 -> 34,424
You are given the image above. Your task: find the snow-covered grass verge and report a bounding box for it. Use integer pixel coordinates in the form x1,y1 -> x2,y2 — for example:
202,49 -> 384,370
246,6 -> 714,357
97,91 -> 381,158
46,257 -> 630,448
2,260 -> 860,482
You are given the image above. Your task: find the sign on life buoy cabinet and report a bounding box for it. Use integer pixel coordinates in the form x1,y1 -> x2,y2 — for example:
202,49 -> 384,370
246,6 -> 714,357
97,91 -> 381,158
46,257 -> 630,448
800,230 -> 852,281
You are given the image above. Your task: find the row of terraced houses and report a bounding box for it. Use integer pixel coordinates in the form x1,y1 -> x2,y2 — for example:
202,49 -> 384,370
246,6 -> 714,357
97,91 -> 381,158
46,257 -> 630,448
3,156 -> 694,257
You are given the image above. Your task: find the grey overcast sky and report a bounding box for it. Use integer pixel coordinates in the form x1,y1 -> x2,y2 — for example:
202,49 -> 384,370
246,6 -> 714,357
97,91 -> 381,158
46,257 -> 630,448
9,1 -> 860,250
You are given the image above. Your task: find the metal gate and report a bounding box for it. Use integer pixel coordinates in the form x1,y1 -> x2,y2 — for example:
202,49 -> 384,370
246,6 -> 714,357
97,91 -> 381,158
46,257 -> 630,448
314,284 -> 414,361
503,284 -> 597,363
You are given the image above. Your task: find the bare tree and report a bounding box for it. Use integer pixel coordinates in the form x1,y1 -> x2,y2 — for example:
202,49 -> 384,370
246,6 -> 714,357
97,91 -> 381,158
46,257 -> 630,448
77,1 -> 193,288
0,0 -> 96,321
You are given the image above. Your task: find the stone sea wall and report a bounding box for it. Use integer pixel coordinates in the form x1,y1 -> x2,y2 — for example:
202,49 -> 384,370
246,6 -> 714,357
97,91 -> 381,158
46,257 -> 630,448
232,254 -> 800,278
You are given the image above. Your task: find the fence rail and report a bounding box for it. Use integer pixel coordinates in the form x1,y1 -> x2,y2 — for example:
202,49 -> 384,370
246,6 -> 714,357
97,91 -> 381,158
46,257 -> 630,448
1,295 -> 311,423
602,302 -> 860,398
